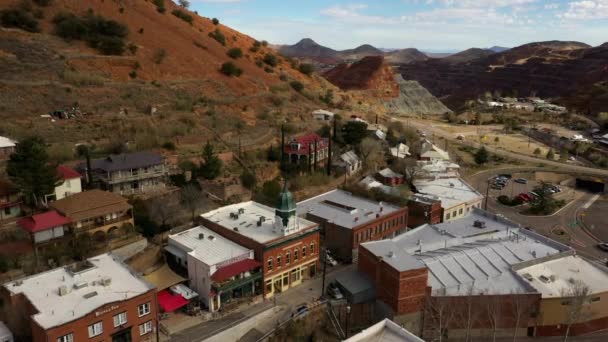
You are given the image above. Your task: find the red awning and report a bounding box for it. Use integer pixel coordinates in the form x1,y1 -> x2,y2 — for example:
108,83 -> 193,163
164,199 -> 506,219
18,211 -> 71,233
211,259 -> 261,283
157,290 -> 189,312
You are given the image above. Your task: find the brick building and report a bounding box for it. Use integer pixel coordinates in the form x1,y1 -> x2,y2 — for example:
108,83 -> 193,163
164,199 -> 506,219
297,189 -> 408,263
199,184 -> 320,298
0,179 -> 21,222
406,195 -> 443,228
0,253 -> 158,342
377,168 -> 404,186
357,209 -> 608,340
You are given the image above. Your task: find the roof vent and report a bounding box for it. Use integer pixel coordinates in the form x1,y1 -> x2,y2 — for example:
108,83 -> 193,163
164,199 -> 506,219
58,285 -> 70,296
101,276 -> 112,286
449,182 -> 455,187
208,235 -> 215,241
233,227 -> 239,232
238,208 -> 245,214
388,251 -> 395,258
198,233 -> 205,240
539,275 -> 551,283
473,220 -> 486,229
74,281 -> 88,290
522,273 -> 534,282
83,291 -> 98,299
354,217 -> 359,222
13,280 -> 23,286
230,212 -> 239,220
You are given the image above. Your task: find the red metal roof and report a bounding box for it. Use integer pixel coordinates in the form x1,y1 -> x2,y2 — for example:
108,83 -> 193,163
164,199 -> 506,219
284,133 -> 329,155
57,165 -> 81,180
157,290 -> 189,312
210,259 -> 261,283
18,211 -> 71,233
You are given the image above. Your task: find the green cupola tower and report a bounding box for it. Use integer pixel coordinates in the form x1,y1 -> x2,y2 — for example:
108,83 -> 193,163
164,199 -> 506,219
274,181 -> 299,234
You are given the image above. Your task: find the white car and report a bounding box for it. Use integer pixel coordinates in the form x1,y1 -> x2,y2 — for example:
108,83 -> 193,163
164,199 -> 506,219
325,254 -> 338,266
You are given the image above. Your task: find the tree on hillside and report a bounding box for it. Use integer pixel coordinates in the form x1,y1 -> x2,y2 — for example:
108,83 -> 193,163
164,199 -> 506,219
474,146 -> 489,165
200,141 -> 222,180
147,196 -> 174,230
180,183 -> 203,221
546,149 -> 555,160
177,0 -> 190,8
533,147 -> 542,155
396,158 -> 421,188
240,170 -> 256,190
7,136 -> 58,206
342,121 -> 368,146
359,138 -> 384,171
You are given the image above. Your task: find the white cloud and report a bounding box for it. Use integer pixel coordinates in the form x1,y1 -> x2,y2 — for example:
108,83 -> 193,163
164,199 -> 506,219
320,4 -> 400,24
544,3 -> 560,9
559,0 -> 608,19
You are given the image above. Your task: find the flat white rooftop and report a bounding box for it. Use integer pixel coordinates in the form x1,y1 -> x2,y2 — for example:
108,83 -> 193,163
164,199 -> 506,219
297,189 -> 402,229
201,201 -> 318,244
517,255 -> 608,298
168,226 -> 252,266
362,209 -> 572,296
344,318 -> 425,342
4,253 -> 154,330
414,177 -> 483,209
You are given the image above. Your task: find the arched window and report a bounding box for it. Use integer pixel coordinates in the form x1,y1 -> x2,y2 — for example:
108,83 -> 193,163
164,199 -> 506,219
294,248 -> 299,261
310,242 -> 316,254
277,254 -> 282,268
302,246 -> 307,258
267,257 -> 273,271
286,251 -> 291,264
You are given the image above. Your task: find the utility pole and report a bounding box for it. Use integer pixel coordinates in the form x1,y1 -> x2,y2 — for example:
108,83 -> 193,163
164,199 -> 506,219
484,178 -> 491,211
327,127 -> 332,176
321,249 -> 328,299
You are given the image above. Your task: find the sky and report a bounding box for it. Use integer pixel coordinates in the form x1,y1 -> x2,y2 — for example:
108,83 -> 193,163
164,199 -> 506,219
188,0 -> 608,52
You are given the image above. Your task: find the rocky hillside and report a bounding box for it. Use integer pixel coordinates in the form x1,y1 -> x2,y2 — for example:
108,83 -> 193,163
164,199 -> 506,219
399,41 -> 608,113
385,48 -> 428,64
441,48 -> 496,64
385,75 -> 452,116
0,0 -> 349,151
322,56 -> 399,98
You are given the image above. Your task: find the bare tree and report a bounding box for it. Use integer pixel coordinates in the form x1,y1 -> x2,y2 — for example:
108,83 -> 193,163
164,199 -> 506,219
147,196 -> 174,229
510,291 -> 534,342
180,184 -> 203,222
423,294 -> 456,342
454,286 -> 480,342
485,296 -> 503,342
358,138 -> 384,171
561,279 -> 592,342
397,158 -> 421,188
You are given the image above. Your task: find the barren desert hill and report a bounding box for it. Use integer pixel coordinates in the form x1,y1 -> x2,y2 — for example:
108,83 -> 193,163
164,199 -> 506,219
399,40 -> 608,113
0,0 -> 355,154
322,56 -> 399,98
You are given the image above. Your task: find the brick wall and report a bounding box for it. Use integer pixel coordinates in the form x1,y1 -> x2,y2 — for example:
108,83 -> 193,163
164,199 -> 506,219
262,231 -> 320,278
407,200 -> 442,228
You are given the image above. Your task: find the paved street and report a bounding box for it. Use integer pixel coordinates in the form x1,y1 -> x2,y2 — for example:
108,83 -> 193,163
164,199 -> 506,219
397,118 -> 608,178
167,264 -> 355,341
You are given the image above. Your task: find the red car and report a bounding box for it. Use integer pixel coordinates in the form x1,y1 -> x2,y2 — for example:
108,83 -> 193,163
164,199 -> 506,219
517,193 -> 531,202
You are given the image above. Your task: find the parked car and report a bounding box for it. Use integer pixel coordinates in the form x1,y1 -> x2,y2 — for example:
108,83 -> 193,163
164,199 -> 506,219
517,193 -> 531,202
514,178 -> 528,184
529,192 -> 539,199
325,254 -> 338,266
491,184 -> 505,190
598,243 -> 608,252
327,284 -> 344,300
292,304 -> 309,318
498,174 -> 512,179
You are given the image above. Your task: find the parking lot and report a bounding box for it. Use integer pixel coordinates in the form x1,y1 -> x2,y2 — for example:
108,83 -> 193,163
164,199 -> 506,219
487,172 -> 573,206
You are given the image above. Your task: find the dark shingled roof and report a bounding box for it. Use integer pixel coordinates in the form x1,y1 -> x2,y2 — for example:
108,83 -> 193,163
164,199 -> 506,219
80,151 -> 164,172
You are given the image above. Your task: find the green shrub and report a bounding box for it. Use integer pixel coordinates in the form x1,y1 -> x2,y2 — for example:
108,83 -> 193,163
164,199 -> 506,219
263,53 -> 278,67
264,66 -> 273,73
497,195 -> 511,205
208,29 -> 225,46
220,61 -> 242,77
290,81 -> 304,92
171,9 -> 193,24
0,8 -> 40,32
127,43 -> 138,54
298,63 -> 314,76
52,12 -> 128,55
162,141 -> 176,150
153,48 -> 167,64
153,0 -> 166,13
212,17 -> 219,25
129,70 -> 137,79
226,47 -> 243,59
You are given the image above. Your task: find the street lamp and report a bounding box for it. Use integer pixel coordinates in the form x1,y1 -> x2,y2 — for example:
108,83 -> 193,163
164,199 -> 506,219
345,305 -> 351,338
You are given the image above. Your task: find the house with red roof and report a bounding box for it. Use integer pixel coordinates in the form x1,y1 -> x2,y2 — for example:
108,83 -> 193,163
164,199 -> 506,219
17,210 -> 70,244
283,133 -> 329,170
0,179 -> 22,222
42,165 -> 82,205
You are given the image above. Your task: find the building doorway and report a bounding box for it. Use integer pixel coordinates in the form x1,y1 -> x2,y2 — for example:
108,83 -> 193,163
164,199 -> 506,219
111,327 -> 133,342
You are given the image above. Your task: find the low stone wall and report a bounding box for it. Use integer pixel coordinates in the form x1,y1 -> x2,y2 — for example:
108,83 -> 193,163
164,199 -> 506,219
111,237 -> 148,261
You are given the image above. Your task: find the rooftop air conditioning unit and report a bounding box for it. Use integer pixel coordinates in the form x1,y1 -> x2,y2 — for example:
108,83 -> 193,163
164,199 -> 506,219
101,276 -> 112,287
233,227 -> 239,232
238,208 -> 245,214
198,233 -> 205,240
58,285 -> 70,296
473,220 -> 486,229
208,235 -> 215,241
74,281 -> 88,290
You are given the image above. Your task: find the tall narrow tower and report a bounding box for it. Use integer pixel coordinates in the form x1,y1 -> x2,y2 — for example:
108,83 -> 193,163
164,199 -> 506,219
274,181 -> 299,235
